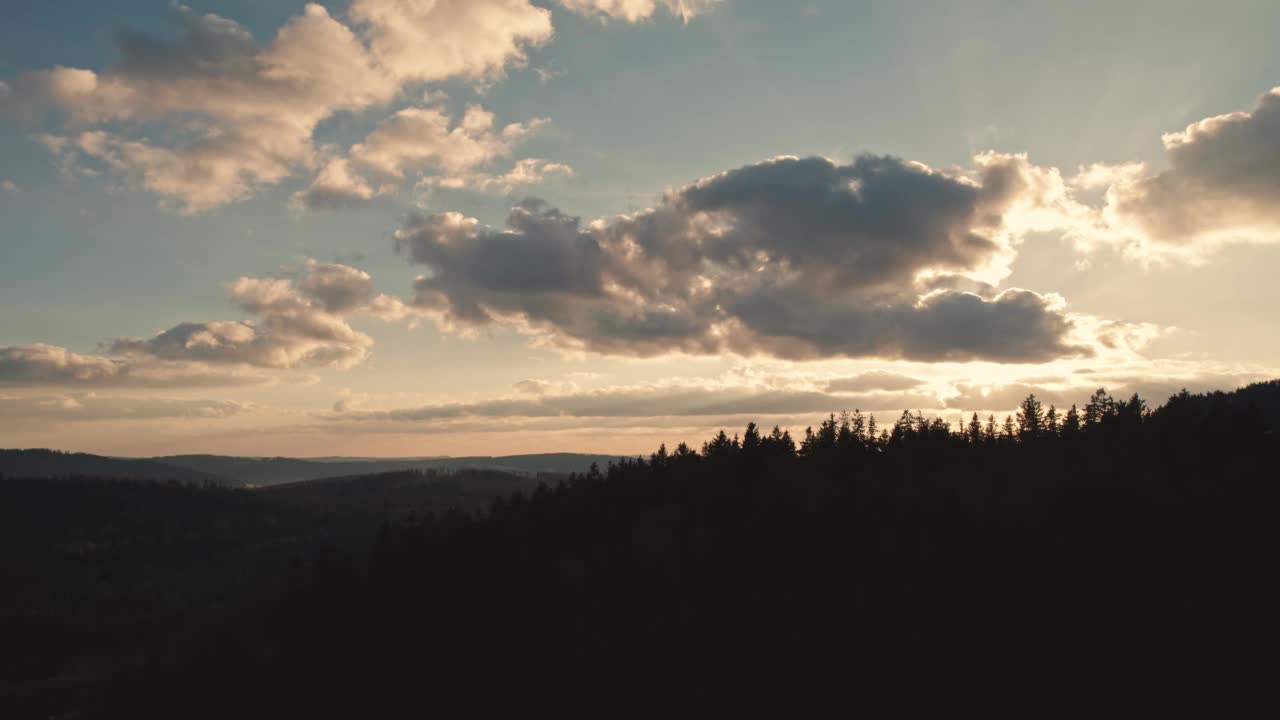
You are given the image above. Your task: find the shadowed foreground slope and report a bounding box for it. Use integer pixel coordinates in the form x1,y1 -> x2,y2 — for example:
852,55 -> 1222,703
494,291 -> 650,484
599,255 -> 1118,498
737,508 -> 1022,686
0,469 -> 540,718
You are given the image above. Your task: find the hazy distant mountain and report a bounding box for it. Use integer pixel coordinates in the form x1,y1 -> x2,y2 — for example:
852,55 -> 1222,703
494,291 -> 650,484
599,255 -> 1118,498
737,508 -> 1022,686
0,450 -> 626,488
293,456 -> 448,463
157,453 -> 624,486
0,449 -> 226,485
414,453 -> 626,476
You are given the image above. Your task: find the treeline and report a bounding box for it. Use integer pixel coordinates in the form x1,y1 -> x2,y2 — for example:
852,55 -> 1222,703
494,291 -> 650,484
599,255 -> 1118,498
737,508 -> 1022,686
654,383 -> 1274,468
101,382 -> 1280,719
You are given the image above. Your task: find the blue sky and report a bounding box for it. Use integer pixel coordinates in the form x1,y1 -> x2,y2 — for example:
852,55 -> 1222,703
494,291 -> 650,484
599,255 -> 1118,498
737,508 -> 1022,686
2,0 -> 1278,456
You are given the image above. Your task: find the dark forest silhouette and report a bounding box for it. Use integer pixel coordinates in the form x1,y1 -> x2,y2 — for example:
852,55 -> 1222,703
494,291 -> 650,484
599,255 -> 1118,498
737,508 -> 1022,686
3,382 -> 1279,719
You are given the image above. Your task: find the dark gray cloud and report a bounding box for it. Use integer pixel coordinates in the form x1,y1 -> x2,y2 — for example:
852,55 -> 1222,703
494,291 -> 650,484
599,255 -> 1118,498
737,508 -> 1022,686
397,155 -> 1089,362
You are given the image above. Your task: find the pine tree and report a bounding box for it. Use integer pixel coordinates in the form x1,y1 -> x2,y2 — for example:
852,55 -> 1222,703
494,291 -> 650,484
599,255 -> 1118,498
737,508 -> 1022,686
836,412 -> 855,450
1084,388 -> 1113,429
1062,404 -> 1081,437
1016,394 -> 1046,440
741,423 -> 761,455
650,443 -> 669,467
891,410 -> 915,445
778,429 -> 796,456
850,410 -> 866,444
967,412 -> 983,444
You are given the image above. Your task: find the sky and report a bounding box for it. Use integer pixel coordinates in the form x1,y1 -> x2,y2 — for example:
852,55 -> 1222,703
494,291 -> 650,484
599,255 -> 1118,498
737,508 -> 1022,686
1,0 -> 1279,457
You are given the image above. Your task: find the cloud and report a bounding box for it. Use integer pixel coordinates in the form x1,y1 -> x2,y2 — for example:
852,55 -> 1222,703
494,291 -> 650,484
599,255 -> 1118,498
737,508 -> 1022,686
514,379 -> 558,395
941,367 -> 1273,415
0,393 -> 254,422
4,1 -> 557,212
421,158 -> 575,194
10,4 -> 395,212
0,343 -> 283,388
293,105 -> 559,209
1,343 -> 123,384
826,371 -> 926,393
1080,87 -> 1280,259
356,106 -> 544,181
109,260 -> 412,370
304,359 -> 1276,440
560,0 -> 725,23
0,179 -> 18,195
350,0 -> 552,83
332,381 -> 938,423
395,155 -> 1102,362
290,158 -> 377,211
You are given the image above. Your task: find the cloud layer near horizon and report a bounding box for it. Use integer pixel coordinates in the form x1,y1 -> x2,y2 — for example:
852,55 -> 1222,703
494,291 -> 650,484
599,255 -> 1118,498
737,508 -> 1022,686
0,393 -> 255,423
325,365 -> 1268,431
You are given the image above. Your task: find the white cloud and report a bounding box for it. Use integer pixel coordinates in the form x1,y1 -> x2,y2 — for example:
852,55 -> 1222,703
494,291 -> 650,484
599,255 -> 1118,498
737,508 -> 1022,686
110,260 -> 414,370
4,1 -> 560,212
1078,87 -> 1280,260
350,0 -> 553,83
2,261 -> 421,389
290,158 -> 378,210
13,4 -> 393,212
416,157 -> 575,195
560,0 -> 725,23
293,105 -> 558,209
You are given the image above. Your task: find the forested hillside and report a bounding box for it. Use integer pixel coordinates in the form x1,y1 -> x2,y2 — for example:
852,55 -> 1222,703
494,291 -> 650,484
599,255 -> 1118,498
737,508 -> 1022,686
0,469 -> 547,718
89,383 -> 1279,719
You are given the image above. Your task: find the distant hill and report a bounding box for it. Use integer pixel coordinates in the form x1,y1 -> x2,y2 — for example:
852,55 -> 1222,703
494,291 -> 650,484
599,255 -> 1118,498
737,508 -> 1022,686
155,452 -> 624,487
260,468 -> 542,522
294,456 -> 448,463
416,453 -> 626,476
0,449 -> 227,485
0,450 -> 625,488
